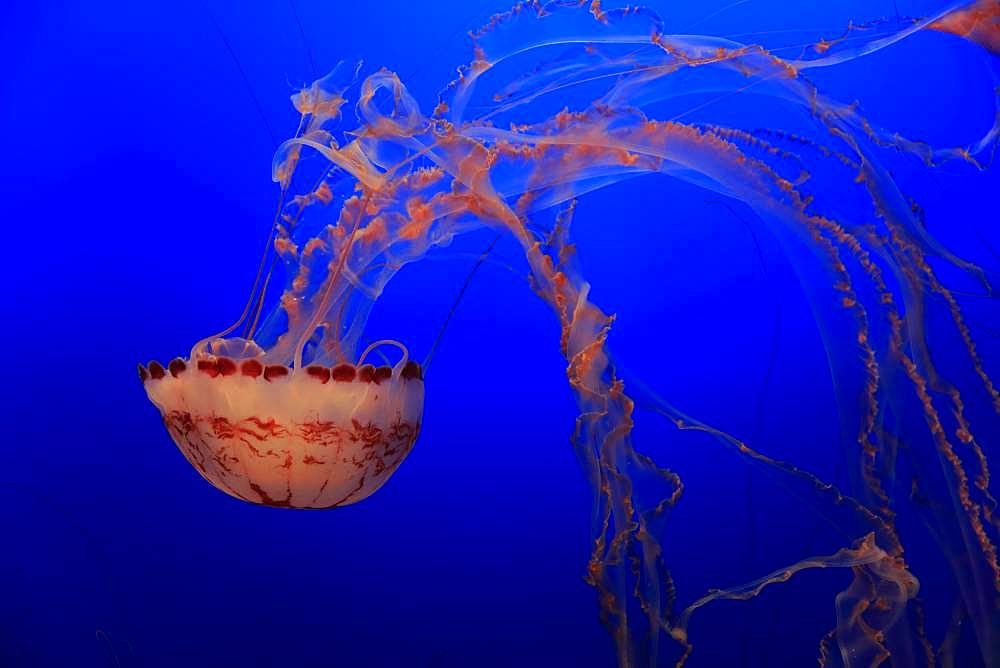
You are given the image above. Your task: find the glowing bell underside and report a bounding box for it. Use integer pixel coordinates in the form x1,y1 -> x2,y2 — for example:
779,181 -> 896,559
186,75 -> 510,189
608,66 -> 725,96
140,357 -> 424,508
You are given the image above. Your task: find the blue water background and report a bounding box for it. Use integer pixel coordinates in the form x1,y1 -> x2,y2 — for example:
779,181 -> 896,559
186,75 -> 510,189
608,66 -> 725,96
3,0 -> 999,665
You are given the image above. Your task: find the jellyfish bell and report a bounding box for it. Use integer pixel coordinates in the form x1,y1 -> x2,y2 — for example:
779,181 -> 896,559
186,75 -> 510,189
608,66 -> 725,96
140,339 -> 424,508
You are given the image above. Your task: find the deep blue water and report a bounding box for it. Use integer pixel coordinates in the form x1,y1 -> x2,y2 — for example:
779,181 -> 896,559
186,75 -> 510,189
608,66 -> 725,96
4,1 -> 1000,666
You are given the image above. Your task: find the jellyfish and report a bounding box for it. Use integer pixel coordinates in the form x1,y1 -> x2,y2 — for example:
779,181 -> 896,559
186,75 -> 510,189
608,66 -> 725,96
140,1 -> 1000,665
140,342 -> 423,508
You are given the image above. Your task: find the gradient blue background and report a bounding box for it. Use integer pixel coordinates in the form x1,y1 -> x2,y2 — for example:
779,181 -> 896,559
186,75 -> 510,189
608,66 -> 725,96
3,1 -> 999,665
